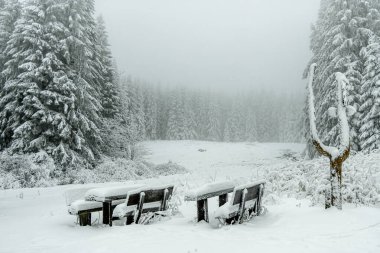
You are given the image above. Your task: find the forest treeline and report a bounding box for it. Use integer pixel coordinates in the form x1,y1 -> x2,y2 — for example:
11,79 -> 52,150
121,79 -> 304,144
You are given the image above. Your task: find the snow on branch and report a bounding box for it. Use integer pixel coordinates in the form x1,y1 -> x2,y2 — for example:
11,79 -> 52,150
307,64 -> 350,160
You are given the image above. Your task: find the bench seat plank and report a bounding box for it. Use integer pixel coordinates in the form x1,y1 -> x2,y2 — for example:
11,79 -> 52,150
215,180 -> 265,223
112,185 -> 174,224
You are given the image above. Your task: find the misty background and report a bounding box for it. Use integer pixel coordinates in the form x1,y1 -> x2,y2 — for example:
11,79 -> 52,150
95,0 -> 321,92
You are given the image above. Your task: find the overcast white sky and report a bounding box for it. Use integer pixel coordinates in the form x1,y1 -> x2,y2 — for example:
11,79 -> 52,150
95,0 -> 321,92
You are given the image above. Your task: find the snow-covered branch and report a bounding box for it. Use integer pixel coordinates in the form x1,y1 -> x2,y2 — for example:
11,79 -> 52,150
307,64 -> 350,161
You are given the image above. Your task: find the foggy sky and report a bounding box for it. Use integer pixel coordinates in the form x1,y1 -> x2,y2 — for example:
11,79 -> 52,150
95,0 -> 321,92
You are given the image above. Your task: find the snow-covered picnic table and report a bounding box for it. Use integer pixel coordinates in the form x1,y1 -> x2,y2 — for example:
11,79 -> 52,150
68,183 -> 145,226
184,181 -> 236,222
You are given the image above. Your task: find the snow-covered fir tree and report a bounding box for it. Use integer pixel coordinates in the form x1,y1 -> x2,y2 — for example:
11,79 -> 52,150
125,78 -> 145,143
224,96 -> 246,142
304,0 -> 380,156
0,0 -> 108,169
95,15 -> 119,118
205,95 -> 222,141
166,89 -> 185,140
143,85 -> 158,140
359,34 -> 380,151
0,0 -> 22,87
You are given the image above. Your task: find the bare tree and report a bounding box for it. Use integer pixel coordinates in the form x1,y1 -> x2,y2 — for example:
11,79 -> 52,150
307,64 -> 353,210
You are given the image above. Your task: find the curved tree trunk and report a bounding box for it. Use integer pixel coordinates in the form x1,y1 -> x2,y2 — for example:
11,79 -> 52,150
308,64 -> 350,210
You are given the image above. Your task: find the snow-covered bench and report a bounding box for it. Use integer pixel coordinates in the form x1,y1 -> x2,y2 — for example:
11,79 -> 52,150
214,180 -> 265,224
112,184 -> 175,225
184,181 -> 236,222
67,184 -> 145,226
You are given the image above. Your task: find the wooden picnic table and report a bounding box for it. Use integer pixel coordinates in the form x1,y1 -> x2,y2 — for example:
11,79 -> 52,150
184,181 -> 235,222
83,184 -> 145,226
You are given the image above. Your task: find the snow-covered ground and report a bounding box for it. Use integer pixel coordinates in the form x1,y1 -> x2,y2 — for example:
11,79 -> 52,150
0,141 -> 379,253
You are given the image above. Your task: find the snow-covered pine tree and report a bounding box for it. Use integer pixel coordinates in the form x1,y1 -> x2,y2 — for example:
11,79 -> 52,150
205,95 -> 222,141
0,0 -> 22,87
224,96 -> 246,142
155,85 -> 169,139
165,87 -> 196,140
245,112 -> 258,142
359,34 -> 380,151
0,0 -> 103,169
95,15 -> 119,118
278,94 -> 303,143
195,91 -> 209,140
304,0 -> 378,156
125,78 -> 145,142
188,90 -> 203,139
182,88 -> 198,140
166,89 -> 181,140
143,85 -> 158,140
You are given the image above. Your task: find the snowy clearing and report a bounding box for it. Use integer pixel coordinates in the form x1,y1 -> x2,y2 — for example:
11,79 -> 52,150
0,141 -> 379,253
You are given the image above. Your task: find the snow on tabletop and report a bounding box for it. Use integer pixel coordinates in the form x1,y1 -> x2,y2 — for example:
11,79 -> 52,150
68,200 -> 103,215
125,184 -> 175,196
185,181 -> 235,200
84,184 -> 145,201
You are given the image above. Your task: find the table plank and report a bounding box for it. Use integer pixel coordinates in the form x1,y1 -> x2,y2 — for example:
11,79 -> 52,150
84,184 -> 145,202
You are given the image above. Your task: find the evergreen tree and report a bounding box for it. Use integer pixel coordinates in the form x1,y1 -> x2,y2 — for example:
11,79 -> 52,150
125,78 -> 145,142
0,0 -> 103,169
182,89 -> 198,139
359,34 -> 380,151
224,96 -> 246,142
166,89 -> 182,140
143,85 -> 158,140
205,96 -> 221,141
304,0 -> 379,155
0,0 -> 22,87
95,15 -> 119,117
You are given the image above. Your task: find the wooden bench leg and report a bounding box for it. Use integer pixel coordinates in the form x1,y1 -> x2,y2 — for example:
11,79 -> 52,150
197,199 -> 208,222
256,184 -> 263,216
103,201 -> 112,226
79,212 -> 91,226
135,192 -> 145,224
126,215 -> 134,225
238,189 -> 247,224
160,189 -> 169,211
219,193 -> 228,206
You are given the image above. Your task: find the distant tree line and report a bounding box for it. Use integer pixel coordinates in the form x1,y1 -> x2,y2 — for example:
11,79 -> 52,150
120,81 -> 304,144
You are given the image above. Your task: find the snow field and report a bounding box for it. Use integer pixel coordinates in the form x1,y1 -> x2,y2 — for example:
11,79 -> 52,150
0,141 -> 379,253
